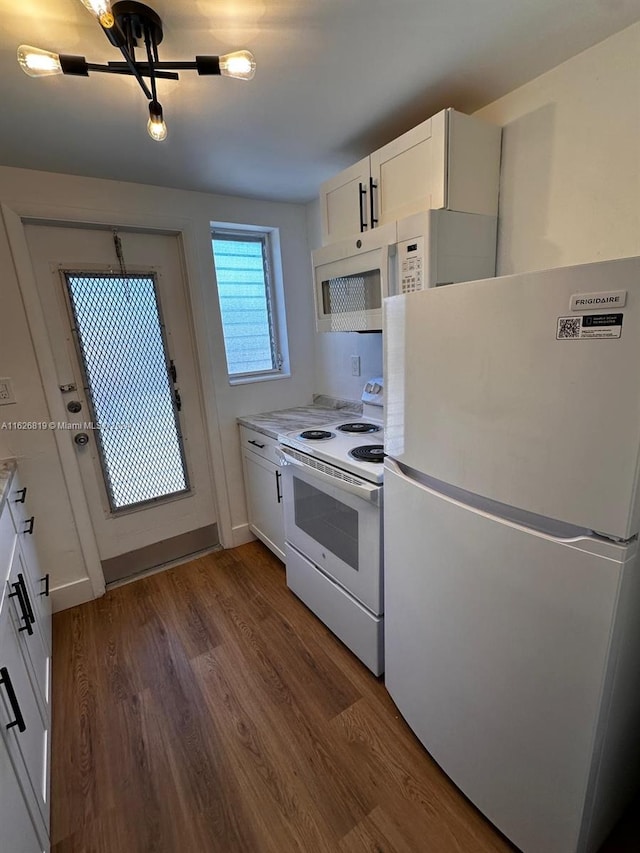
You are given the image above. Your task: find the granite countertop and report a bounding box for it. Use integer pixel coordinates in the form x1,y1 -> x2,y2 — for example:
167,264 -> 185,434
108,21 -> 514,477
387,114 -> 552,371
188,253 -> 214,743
0,459 -> 17,515
237,397 -> 362,440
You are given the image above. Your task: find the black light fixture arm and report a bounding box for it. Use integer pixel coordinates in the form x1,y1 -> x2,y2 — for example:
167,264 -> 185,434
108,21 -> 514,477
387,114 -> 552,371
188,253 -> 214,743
18,0 -> 256,141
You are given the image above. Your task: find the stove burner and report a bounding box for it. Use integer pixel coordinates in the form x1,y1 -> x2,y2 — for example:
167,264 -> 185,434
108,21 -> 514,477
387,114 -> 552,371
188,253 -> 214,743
299,429 -> 334,441
350,444 -> 385,463
337,422 -> 381,434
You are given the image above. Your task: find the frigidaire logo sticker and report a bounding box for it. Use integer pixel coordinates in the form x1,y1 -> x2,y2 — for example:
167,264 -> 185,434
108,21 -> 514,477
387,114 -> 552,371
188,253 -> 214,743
570,290 -> 627,311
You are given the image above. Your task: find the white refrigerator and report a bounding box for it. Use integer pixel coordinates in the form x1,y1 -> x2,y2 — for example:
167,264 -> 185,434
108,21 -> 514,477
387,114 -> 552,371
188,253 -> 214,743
383,256 -> 640,853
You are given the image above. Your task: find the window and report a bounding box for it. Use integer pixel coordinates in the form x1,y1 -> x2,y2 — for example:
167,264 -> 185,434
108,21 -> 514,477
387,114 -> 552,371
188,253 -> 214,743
211,227 -> 287,381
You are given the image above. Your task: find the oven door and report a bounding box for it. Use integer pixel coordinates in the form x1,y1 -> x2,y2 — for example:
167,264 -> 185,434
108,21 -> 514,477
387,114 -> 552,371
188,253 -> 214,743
279,448 -> 383,615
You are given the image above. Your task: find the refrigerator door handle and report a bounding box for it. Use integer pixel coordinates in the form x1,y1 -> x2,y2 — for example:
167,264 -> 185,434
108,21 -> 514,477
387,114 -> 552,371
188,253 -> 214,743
384,458 -> 617,551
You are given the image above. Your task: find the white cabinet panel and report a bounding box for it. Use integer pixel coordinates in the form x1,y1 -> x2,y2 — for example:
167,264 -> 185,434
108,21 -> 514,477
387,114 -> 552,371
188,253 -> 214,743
370,113 -> 445,225
7,473 -> 51,653
0,734 -> 43,853
242,450 -> 285,562
320,156 -> 371,244
0,592 -> 50,836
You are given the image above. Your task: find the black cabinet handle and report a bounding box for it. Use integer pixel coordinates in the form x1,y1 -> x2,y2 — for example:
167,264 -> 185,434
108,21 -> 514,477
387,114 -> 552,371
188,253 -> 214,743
248,439 -> 265,449
40,574 -> 50,598
14,487 -> 27,504
275,470 -> 282,504
17,574 -> 35,626
8,581 -> 33,636
24,516 -> 35,536
0,668 -> 26,734
358,182 -> 367,232
369,177 -> 378,226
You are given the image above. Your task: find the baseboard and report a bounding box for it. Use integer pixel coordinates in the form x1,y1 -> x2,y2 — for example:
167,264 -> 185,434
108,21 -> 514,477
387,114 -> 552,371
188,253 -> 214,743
51,577 -> 96,613
231,523 -> 256,548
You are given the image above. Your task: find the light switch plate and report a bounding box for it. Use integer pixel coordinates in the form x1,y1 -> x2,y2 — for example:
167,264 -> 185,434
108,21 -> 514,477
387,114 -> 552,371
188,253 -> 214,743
0,378 -> 16,405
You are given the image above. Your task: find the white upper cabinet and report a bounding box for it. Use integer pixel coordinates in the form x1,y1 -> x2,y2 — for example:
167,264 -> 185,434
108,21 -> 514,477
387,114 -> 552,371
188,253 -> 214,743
319,109 -> 502,245
320,156 -> 372,246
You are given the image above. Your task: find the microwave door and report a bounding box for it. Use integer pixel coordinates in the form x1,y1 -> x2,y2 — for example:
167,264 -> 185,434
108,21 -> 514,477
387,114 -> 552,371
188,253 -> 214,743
314,244 -> 391,332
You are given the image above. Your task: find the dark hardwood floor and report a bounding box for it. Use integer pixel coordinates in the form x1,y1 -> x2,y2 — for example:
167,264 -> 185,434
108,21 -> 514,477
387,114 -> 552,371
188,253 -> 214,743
51,542 -> 638,852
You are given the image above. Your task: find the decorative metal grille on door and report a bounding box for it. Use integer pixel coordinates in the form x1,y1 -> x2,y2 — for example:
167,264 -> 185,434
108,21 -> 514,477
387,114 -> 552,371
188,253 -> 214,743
64,272 -> 189,511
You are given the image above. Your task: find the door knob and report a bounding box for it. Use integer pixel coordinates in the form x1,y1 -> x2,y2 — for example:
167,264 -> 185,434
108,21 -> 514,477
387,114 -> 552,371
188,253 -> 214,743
74,432 -> 89,447
67,400 -> 82,413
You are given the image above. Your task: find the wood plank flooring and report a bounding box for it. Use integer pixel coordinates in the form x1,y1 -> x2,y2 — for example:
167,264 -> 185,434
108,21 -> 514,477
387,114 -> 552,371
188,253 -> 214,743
50,542 -> 635,852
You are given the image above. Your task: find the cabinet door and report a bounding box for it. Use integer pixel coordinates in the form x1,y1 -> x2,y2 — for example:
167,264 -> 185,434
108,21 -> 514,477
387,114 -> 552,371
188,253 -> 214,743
320,156 -> 371,244
8,546 -> 51,720
242,450 -> 285,561
370,112 -> 447,226
7,475 -> 51,653
0,596 -> 50,835
0,734 -> 44,853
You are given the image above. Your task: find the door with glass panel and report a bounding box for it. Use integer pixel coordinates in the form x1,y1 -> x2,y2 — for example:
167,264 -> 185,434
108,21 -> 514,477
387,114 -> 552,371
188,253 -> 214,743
26,224 -> 217,583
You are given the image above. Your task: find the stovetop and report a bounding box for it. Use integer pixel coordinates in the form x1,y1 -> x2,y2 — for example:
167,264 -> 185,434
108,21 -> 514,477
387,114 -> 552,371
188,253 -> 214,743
278,417 -> 384,484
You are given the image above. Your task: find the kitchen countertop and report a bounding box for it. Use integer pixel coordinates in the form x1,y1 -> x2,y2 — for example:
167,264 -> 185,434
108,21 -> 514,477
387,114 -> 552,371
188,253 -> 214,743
238,398 -> 362,440
0,459 -> 17,515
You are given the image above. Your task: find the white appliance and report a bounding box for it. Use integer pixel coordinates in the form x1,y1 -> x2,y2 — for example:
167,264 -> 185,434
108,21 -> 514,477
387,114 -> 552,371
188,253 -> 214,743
312,211 -> 497,332
278,380 -> 385,674
383,256 -> 640,853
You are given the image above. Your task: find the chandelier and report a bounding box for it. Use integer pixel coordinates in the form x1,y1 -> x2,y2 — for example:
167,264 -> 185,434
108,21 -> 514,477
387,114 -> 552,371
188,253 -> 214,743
17,0 -> 256,141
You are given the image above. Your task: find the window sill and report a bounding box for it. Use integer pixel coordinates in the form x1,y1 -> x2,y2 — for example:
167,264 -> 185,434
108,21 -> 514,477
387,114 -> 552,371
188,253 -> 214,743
228,370 -> 291,387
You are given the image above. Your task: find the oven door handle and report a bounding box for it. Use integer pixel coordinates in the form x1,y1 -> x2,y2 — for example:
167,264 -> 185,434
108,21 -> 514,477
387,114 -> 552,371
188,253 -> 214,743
277,447 -> 381,506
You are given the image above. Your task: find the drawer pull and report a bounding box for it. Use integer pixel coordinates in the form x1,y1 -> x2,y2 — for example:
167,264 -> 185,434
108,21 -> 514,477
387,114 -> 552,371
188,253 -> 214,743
24,516 -> 35,536
275,470 -> 282,504
8,580 -> 33,636
17,574 -> 35,626
0,667 -> 26,734
40,574 -> 50,598
14,487 -> 27,504
248,439 -> 266,449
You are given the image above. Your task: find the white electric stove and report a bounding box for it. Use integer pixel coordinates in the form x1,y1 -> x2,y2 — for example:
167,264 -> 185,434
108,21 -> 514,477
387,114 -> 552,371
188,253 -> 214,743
277,379 -> 385,675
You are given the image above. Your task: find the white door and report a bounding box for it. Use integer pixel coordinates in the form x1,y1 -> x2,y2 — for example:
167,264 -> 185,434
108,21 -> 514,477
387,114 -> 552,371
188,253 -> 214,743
26,224 -> 217,583
383,459 -> 628,853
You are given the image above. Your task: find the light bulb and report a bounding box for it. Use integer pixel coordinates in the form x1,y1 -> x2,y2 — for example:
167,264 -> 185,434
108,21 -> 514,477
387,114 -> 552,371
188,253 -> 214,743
147,101 -> 168,142
17,45 -> 63,77
79,0 -> 114,28
219,50 -> 256,81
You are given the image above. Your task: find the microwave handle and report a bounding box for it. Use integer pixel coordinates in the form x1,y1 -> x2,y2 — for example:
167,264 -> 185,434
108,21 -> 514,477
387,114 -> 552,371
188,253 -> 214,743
277,447 -> 381,506
358,182 -> 368,232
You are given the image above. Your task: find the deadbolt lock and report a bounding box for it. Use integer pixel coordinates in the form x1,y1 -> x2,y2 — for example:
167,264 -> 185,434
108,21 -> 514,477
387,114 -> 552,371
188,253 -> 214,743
67,400 -> 82,413
74,433 -> 89,447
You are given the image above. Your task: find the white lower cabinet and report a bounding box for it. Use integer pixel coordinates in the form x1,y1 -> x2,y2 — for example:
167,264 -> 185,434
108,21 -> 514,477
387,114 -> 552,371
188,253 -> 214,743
1,466 -> 51,853
0,733 -> 44,853
240,427 -> 285,561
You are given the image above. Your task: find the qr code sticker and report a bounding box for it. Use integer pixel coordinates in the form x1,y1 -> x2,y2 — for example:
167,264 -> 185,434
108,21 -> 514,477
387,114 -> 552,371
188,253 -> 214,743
557,317 -> 582,339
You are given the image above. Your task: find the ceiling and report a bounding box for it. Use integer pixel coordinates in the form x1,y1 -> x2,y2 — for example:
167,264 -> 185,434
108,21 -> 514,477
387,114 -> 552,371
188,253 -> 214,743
1,0 -> 639,203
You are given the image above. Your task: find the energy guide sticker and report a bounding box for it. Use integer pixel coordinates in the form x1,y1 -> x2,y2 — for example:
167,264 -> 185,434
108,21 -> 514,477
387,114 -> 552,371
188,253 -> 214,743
557,314 -> 623,340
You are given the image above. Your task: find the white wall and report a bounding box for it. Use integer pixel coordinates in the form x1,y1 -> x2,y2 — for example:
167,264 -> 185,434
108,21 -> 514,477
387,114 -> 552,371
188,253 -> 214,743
0,166 -> 316,607
475,21 -> 640,274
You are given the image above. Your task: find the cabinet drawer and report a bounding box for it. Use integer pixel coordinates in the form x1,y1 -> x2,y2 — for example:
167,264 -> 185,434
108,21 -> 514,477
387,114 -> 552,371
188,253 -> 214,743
0,595 -> 50,834
7,470 -> 30,537
7,545 -> 51,718
239,426 -> 281,465
6,474 -> 50,653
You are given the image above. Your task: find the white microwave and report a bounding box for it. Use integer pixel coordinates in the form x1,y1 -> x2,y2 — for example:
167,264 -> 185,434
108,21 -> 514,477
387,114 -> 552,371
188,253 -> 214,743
312,211 -> 497,333
312,222 -> 397,332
